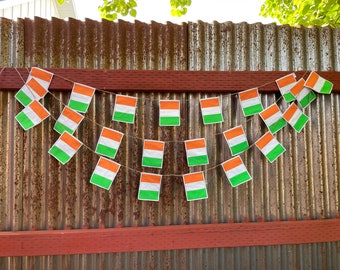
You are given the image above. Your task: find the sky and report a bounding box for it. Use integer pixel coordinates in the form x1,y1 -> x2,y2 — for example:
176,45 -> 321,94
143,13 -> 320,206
73,0 -> 275,24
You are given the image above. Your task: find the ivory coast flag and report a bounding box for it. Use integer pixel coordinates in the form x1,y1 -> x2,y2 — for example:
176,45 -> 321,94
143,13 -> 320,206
54,106 -> 84,134
48,132 -> 82,165
15,100 -> 50,130
259,103 -> 286,134
68,83 -> 95,113
184,138 -> 209,166
221,156 -> 252,187
95,127 -> 124,159
90,157 -> 120,190
283,103 -> 309,133
223,125 -> 249,155
255,132 -> 285,163
142,140 -> 165,168
112,94 -> 137,124
275,73 -> 296,102
239,88 -> 263,117
15,67 -> 53,106
138,173 -> 162,201
199,97 -> 223,125
159,100 -> 180,126
182,171 -> 208,201
305,71 -> 333,94
290,78 -> 316,108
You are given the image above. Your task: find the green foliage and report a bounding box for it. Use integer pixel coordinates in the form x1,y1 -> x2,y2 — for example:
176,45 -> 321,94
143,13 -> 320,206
57,0 -> 64,4
260,0 -> 340,28
98,0 -> 137,21
170,0 -> 192,17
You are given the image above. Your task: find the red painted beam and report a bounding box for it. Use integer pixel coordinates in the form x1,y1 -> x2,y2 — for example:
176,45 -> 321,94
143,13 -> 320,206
0,219 -> 339,257
1,68 -> 340,93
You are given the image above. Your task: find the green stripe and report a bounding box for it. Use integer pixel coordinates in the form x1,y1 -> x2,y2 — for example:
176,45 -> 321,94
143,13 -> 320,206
293,114 -> 309,132
229,171 -> 252,187
283,92 -> 295,102
54,121 -> 74,134
203,114 -> 223,124
243,104 -> 263,116
138,190 -> 159,201
230,141 -> 249,155
186,188 -> 208,201
268,118 -> 286,134
113,112 -> 135,123
188,155 -> 209,166
15,90 -> 33,106
142,157 -> 163,168
160,116 -> 180,126
319,80 -> 333,94
90,174 -> 112,189
68,100 -> 89,113
95,144 -> 117,158
49,146 -> 71,164
266,144 -> 285,163
15,111 -> 35,130
299,91 -> 316,108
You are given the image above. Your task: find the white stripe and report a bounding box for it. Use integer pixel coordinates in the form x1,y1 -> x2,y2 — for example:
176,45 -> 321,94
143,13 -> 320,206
314,77 -> 326,91
57,114 -> 79,130
160,109 -> 180,117
24,106 -> 42,125
70,92 -> 92,104
288,110 -> 302,126
225,164 -> 247,179
143,149 -> 164,159
227,134 -> 247,147
263,111 -> 282,126
261,139 -> 279,156
98,136 -> 120,149
55,139 -> 77,157
34,77 -> 50,90
240,97 -> 261,108
201,106 -> 221,116
114,104 -> 136,114
279,83 -> 294,94
20,84 -> 35,100
186,147 -> 207,158
185,181 -> 206,192
296,87 -> 310,101
139,182 -> 161,192
94,166 -> 117,180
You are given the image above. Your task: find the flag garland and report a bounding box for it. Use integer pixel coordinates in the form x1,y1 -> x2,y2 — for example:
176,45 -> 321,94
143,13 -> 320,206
182,171 -> 208,201
68,83 -> 96,113
223,125 -> 249,155
275,73 -> 296,102
259,103 -> 286,134
90,157 -> 120,190
283,103 -> 309,133
112,94 -> 137,124
54,106 -> 84,134
142,140 -> 165,168
255,132 -> 285,163
184,138 -> 209,166
239,88 -> 263,117
159,100 -> 180,126
221,156 -> 252,187
15,100 -> 50,130
95,127 -> 124,159
290,78 -> 316,108
138,173 -> 162,201
305,71 -> 333,94
199,97 -> 223,125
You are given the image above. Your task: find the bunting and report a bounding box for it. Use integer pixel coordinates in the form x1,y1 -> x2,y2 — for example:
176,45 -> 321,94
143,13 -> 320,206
239,88 -> 263,117
283,103 -> 309,133
15,100 -> 50,130
54,106 -> 84,134
259,103 -> 286,134
90,157 -> 120,190
290,78 -> 316,108
255,132 -> 285,163
275,73 -> 296,102
223,125 -> 249,155
182,172 -> 208,201
199,97 -> 223,124
159,100 -> 180,126
185,138 -> 209,166
49,132 -> 82,164
95,127 -> 124,159
138,173 -> 162,201
221,156 -> 252,187
142,140 -> 165,168
68,83 -> 96,113
112,94 -> 137,124
305,71 -> 333,94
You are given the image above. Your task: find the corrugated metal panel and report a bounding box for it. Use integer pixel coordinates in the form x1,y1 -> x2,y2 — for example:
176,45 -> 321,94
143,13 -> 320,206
0,17 -> 340,269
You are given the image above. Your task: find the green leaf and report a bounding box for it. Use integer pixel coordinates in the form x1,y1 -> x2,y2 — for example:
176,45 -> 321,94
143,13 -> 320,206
130,9 -> 137,17
57,0 -> 64,4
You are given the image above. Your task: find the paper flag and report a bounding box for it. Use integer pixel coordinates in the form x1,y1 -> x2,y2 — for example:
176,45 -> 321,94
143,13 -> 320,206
255,132 -> 286,163
142,140 -> 165,168
90,157 -> 120,190
221,156 -> 252,187
15,100 -> 50,130
182,171 -> 208,201
138,173 -> 162,201
199,97 -> 223,124
159,100 -> 180,126
290,78 -> 316,108
68,83 -> 96,113
223,125 -> 249,155
239,88 -> 263,117
54,106 -> 84,134
184,138 -> 209,166
305,71 -> 333,94
283,103 -> 309,133
95,127 -> 124,159
48,132 -> 82,165
275,73 -> 296,102
112,94 -> 137,124
15,67 -> 53,106
259,103 -> 286,134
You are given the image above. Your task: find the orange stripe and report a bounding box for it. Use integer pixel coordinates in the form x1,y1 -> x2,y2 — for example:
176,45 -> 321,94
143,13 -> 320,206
30,67 -> 53,82
98,157 -> 120,172
101,128 -> 123,141
260,104 -> 279,120
200,97 -> 220,108
223,126 -> 244,140
222,156 -> 243,171
283,103 -> 298,121
185,139 -> 205,150
239,88 -> 258,101
305,71 -> 318,88
276,73 -> 296,88
116,95 -> 137,107
290,78 -> 304,96
144,140 -> 164,151
255,132 -> 274,149
183,172 -> 204,184
29,100 -> 49,119
160,100 -> 180,110
141,173 -> 161,184
72,83 -> 95,97
62,107 -> 83,123
27,78 -> 47,97
60,132 -> 82,150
